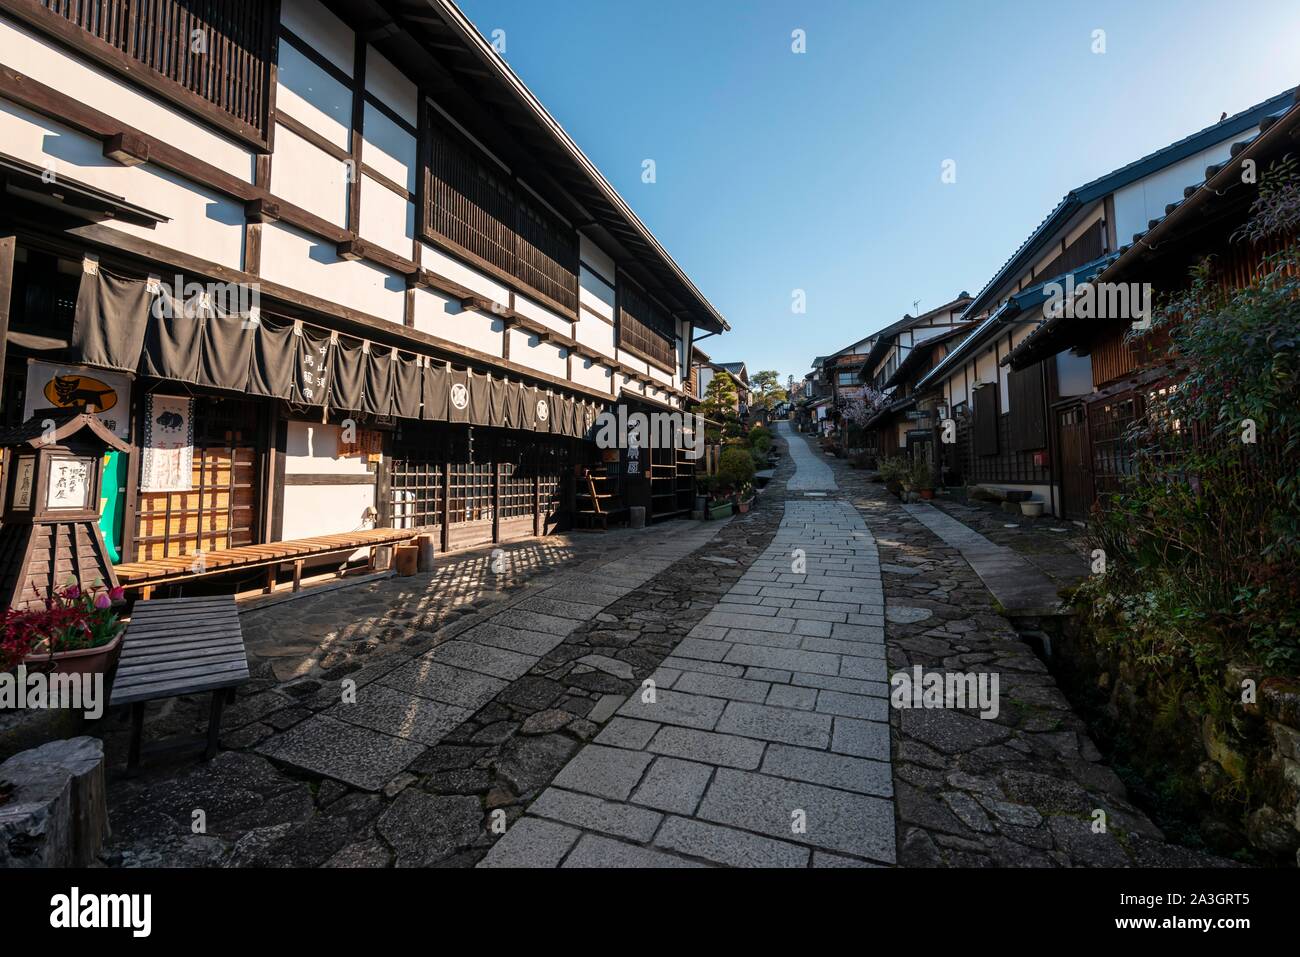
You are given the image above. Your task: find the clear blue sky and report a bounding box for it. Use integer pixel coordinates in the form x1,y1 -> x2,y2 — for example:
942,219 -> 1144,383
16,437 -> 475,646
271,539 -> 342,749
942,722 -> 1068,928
457,0 -> 1299,384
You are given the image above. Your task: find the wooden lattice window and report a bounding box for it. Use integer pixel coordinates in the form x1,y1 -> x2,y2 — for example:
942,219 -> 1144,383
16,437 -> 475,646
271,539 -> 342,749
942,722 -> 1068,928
23,0 -> 278,143
423,114 -> 578,313
498,462 -> 533,519
447,460 -> 494,525
1089,393 -> 1140,494
618,278 -> 677,372
133,397 -> 260,561
389,454 -> 443,529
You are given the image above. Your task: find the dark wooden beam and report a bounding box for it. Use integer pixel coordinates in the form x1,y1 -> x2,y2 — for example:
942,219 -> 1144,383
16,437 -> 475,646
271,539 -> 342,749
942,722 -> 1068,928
0,231 -> 15,412
102,131 -> 149,166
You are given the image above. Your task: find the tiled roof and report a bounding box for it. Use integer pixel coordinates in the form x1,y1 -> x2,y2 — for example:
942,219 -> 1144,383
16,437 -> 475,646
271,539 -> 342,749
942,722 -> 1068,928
1003,94 -> 1300,371
961,87 -> 1296,322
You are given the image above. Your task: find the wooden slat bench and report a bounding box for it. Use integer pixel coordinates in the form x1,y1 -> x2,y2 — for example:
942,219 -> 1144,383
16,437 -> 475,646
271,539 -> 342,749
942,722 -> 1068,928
113,527 -> 420,597
108,595 -> 249,771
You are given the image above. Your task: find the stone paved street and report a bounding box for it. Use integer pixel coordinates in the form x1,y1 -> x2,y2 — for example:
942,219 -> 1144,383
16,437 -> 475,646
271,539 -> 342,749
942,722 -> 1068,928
97,421 -> 1227,868
482,484 -> 896,867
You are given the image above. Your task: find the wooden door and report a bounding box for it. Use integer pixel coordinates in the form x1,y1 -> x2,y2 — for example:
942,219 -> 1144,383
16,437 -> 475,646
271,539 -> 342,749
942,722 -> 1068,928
1056,404 -> 1093,521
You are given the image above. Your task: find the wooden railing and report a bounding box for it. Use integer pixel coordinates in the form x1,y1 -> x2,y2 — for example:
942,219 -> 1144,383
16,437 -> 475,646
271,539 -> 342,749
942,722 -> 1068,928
24,0 -> 276,141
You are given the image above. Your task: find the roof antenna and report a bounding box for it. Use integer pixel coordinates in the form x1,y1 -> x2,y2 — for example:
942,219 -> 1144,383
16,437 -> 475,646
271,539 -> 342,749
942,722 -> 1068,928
912,299 -> 921,317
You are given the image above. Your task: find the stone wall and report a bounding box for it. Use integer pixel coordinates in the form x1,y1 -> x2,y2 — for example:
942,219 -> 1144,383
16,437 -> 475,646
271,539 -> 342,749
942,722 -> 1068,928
1055,615 -> 1300,865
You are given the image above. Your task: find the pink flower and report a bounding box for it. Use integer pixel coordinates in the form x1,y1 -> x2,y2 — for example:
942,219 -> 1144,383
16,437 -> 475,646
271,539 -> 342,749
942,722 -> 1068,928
94,593 -> 111,610
108,586 -> 125,602
65,585 -> 80,599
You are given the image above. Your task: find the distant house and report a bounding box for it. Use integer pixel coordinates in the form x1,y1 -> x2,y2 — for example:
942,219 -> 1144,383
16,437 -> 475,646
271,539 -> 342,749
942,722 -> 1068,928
856,294 -> 972,458
909,87 -> 1294,515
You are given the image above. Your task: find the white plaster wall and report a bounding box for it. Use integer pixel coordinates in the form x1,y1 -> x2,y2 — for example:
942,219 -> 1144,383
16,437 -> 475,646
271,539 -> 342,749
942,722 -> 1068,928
285,422 -> 371,474
507,331 -> 567,378
1056,350 -> 1093,397
580,234 -> 616,284
575,318 -> 616,358
0,100 -> 244,269
1112,138 -> 1243,243
275,42 -> 352,151
281,420 -> 375,541
411,288 -> 504,356
359,175 -> 414,259
572,356 -> 612,392
261,222 -> 406,324
364,47 -> 419,127
270,124 -> 349,227
618,352 -> 649,375
514,294 -> 571,337
280,0 -> 355,75
579,269 -> 615,318
362,103 -> 417,193
421,243 -> 510,307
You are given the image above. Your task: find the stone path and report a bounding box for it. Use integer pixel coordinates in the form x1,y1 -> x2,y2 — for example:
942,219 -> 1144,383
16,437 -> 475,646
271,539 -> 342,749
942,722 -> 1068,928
903,503 -> 1065,616
780,420 -> 836,492
254,527 -> 724,791
97,423 -> 1227,868
481,440 -> 897,866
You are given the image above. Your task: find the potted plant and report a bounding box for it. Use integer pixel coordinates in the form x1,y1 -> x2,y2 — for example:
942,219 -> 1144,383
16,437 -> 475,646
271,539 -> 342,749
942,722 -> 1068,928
900,458 -> 935,500
717,447 -> 755,515
2,582 -> 127,678
737,482 -> 756,513
878,457 -> 907,498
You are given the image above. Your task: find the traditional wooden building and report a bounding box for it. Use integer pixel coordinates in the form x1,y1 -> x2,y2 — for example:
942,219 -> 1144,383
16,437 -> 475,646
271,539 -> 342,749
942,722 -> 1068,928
0,0 -> 728,592
855,293 -> 971,458
1005,91 -> 1300,519
910,88 -> 1293,516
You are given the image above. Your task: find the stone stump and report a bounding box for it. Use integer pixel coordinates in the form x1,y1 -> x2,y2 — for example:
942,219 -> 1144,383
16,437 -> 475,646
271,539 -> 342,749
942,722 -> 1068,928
0,736 -> 109,867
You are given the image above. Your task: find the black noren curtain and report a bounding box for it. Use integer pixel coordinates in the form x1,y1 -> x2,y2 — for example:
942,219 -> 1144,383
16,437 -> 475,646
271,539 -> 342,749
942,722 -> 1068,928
69,268 -> 152,373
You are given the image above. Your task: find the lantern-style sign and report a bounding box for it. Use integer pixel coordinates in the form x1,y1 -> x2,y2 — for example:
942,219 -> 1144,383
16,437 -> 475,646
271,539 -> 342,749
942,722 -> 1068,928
0,410 -> 130,609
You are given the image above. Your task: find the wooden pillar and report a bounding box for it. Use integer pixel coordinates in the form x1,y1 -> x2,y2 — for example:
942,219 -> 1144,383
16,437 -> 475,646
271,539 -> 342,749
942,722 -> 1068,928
440,461 -> 450,552
532,473 -> 541,536
0,231 -> 14,413
491,461 -> 501,544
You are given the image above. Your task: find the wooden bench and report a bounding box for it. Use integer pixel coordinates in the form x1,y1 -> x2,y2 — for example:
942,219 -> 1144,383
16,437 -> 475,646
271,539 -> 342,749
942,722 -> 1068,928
113,527 -> 420,597
108,595 -> 249,771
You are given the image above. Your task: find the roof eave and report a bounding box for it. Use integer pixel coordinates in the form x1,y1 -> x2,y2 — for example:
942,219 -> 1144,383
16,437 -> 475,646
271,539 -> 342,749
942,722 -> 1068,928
423,1 -> 728,334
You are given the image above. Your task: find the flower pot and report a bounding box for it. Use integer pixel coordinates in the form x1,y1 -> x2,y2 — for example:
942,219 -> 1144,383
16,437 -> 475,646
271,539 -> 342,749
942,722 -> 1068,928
23,631 -> 123,678
708,502 -> 733,520
920,488 -> 935,500
1020,501 -> 1045,517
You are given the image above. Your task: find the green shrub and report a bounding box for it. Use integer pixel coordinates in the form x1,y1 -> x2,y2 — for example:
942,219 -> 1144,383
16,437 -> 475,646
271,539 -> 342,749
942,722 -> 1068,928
717,446 -> 756,491
877,456 -> 908,485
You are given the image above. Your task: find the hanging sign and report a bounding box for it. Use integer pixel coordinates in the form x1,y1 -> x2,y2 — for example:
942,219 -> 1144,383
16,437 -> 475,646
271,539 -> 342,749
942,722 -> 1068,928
24,360 -> 132,440
140,394 -> 195,492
